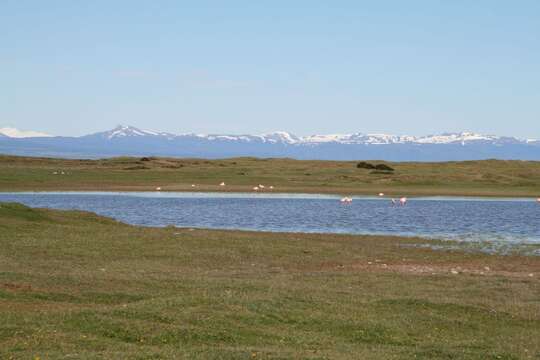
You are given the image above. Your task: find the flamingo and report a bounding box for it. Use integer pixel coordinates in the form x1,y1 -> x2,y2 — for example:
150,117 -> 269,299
399,197 -> 407,206
191,184 -> 196,187
536,197 -> 540,203
340,197 -> 353,204
391,198 -> 397,205
253,186 -> 259,191
219,182 -> 225,186
258,184 -> 265,189
378,192 -> 385,197
156,187 -> 162,191
269,186 -> 274,190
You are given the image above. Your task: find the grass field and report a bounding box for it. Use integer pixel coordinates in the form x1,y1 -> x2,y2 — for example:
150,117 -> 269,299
1,202 -> 539,359
1,155 -> 540,197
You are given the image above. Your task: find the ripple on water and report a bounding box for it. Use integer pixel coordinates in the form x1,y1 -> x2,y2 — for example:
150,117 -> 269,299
0,192 -> 539,255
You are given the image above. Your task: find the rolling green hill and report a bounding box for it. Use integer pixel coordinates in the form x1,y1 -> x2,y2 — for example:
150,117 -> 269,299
1,155 -> 539,197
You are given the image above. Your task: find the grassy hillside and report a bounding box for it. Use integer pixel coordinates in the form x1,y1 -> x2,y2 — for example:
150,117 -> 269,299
0,202 -> 539,359
1,155 -> 540,196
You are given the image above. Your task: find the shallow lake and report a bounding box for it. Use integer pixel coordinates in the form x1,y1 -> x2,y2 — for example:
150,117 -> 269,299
1,192 -> 539,249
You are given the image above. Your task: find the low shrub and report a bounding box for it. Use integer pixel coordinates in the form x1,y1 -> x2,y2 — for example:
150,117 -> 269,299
357,161 -> 376,169
357,162 -> 394,171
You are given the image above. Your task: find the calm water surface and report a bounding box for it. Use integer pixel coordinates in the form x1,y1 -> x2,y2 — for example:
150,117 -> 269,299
1,192 -> 539,247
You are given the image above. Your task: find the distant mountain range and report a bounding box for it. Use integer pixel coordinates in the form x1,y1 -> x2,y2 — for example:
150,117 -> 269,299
1,125 -> 539,161
0,127 -> 52,138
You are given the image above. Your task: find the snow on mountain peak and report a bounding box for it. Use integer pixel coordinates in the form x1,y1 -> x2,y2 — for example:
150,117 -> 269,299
82,125 -> 536,146
261,131 -> 300,144
415,132 -> 497,144
302,134 -> 350,143
103,125 -> 174,139
300,131 -> 506,145
0,127 -> 52,138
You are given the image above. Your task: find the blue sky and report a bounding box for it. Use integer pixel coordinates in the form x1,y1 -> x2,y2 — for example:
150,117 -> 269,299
1,1 -> 539,137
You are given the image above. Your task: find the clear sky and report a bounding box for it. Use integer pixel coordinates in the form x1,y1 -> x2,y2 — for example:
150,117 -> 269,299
1,0 -> 539,137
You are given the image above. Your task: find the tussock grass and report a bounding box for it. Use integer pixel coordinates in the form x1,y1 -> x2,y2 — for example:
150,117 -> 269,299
0,203 -> 539,359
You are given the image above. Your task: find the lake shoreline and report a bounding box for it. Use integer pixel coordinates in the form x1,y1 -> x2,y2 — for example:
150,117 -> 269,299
1,193 -> 538,247
1,202 -> 539,358
1,188 -> 539,199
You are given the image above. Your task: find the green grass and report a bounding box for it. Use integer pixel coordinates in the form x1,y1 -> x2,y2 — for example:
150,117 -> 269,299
1,155 -> 540,196
0,202 -> 539,359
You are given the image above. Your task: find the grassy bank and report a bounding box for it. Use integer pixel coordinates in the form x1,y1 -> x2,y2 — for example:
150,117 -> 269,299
0,202 -> 539,359
1,155 -> 540,197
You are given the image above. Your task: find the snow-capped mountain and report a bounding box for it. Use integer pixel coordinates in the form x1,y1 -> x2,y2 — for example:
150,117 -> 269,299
0,124 -> 538,161
261,131 -> 301,144
196,131 -> 300,144
79,125 -> 534,146
0,127 -> 51,138
301,133 -> 418,145
298,132 -> 523,145
85,125 -> 176,140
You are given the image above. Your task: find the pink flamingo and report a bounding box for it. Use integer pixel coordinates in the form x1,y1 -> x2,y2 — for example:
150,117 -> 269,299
399,197 -> 407,206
